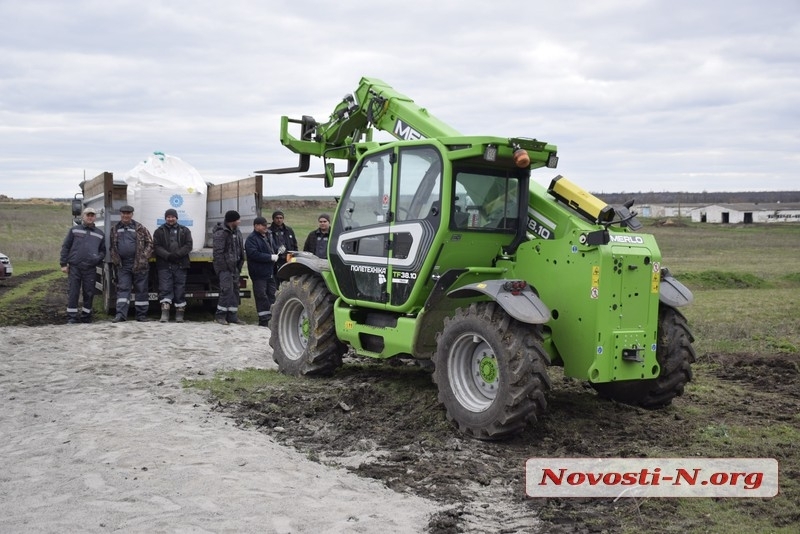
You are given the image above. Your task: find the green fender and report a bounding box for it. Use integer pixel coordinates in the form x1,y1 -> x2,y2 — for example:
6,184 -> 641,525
447,280 -> 551,324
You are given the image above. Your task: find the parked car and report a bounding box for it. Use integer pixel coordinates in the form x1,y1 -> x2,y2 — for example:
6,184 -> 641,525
0,252 -> 12,280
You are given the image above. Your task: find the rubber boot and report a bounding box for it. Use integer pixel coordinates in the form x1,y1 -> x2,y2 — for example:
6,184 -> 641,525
159,303 -> 170,323
227,312 -> 247,325
175,308 -> 185,323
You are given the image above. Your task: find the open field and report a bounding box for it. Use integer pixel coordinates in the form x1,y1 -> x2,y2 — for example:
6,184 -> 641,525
1,201 -> 798,533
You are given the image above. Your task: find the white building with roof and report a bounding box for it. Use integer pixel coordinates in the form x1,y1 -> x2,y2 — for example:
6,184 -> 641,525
690,203 -> 800,223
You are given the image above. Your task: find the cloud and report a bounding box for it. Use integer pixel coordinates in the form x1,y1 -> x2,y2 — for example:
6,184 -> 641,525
0,0 -> 798,200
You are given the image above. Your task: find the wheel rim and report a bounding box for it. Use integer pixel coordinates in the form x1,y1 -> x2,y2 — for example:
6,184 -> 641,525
448,333 -> 499,412
279,297 -> 309,361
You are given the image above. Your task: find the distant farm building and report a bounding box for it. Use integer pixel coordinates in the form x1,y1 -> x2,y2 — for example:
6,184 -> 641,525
690,203 -> 800,224
636,204 -> 700,218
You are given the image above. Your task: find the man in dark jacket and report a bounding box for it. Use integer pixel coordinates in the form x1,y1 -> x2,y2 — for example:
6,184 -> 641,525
60,207 -> 106,324
302,213 -> 331,259
109,205 -> 154,322
153,208 -> 193,322
267,210 -> 297,303
245,216 -> 277,327
212,210 -> 245,325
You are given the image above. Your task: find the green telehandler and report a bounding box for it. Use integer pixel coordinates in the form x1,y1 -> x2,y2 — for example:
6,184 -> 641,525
260,77 -> 695,440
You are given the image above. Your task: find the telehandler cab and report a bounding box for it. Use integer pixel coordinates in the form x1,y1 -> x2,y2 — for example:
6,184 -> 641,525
261,77 -> 695,440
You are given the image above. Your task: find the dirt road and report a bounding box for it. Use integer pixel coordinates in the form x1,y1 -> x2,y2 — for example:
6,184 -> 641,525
0,323 -> 439,533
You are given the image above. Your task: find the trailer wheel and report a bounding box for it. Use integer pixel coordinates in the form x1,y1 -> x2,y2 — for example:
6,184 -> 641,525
102,264 -> 116,316
592,306 -> 696,408
269,274 -> 343,376
433,302 -> 550,440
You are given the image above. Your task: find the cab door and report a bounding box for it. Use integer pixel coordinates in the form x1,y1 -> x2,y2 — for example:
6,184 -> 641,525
388,146 -> 442,308
329,145 -> 443,310
329,150 -> 393,304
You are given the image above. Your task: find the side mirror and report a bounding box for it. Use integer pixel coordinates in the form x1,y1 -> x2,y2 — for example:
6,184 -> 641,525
71,197 -> 83,217
324,163 -> 335,188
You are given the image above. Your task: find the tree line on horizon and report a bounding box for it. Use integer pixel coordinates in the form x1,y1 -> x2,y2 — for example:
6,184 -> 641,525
3,191 -> 800,206
595,190 -> 800,205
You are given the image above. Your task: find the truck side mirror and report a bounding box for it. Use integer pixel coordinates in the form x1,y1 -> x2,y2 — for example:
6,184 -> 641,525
71,197 -> 83,217
324,163 -> 336,188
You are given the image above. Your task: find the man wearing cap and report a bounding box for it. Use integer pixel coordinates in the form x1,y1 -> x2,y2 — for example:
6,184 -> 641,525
245,216 -> 278,327
212,210 -> 246,325
267,209 -> 297,303
109,205 -> 154,322
303,213 -> 331,259
153,208 -> 193,322
59,207 -> 106,324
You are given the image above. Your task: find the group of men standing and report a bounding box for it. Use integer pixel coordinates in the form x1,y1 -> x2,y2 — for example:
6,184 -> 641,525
218,210 -> 330,327
59,205 -> 192,324
60,205 -> 331,327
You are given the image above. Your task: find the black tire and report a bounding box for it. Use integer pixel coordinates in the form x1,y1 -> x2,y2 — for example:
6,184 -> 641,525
592,305 -> 696,408
102,264 -> 116,316
269,274 -> 344,376
432,302 -> 551,440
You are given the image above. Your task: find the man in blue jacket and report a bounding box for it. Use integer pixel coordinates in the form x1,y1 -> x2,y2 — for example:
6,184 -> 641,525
245,216 -> 277,327
59,207 -> 106,324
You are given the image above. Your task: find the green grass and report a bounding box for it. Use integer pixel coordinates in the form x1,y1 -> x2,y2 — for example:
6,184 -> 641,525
182,368 -> 299,401
0,202 -> 72,262
644,222 -> 800,355
646,221 -> 800,282
682,288 -> 800,355
677,271 -> 767,290
0,268 -> 61,301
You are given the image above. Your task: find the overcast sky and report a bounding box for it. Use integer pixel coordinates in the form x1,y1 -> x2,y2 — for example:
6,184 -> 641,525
1,0 -> 798,200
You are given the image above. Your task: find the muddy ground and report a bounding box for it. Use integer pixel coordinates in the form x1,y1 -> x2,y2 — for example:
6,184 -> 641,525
3,271 -> 798,533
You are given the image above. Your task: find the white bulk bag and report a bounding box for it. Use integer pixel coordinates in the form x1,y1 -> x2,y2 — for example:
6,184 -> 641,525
124,152 -> 208,251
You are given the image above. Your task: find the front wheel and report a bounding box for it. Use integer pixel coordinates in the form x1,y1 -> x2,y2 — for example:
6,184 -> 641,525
269,274 -> 343,376
592,305 -> 696,407
433,302 -> 551,440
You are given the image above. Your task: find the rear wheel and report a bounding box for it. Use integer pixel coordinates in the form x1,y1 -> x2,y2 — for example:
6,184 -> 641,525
269,274 -> 343,376
592,305 -> 696,407
433,302 -> 550,440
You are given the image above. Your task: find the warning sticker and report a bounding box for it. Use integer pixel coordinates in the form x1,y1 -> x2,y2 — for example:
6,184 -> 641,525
651,262 -> 660,293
